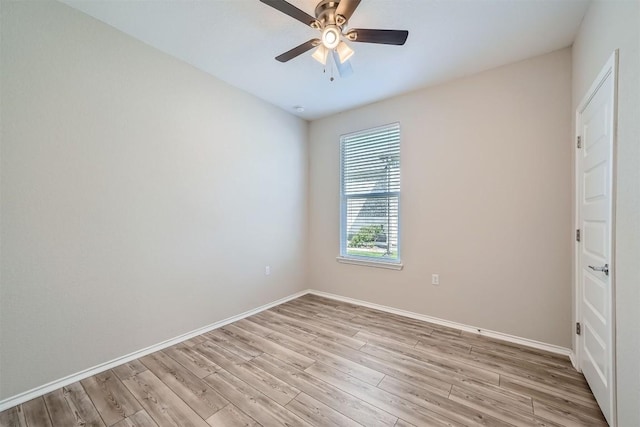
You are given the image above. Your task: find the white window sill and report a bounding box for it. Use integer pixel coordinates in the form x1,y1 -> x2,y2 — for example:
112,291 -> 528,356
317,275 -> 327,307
336,256 -> 403,270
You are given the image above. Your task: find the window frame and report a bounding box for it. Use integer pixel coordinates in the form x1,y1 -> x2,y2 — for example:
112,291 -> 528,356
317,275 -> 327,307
337,122 -> 402,270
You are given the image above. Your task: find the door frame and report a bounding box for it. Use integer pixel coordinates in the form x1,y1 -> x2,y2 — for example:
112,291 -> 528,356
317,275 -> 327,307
573,50 -> 618,425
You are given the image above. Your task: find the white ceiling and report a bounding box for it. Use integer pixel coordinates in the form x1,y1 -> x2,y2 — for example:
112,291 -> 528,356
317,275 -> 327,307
61,0 -> 589,120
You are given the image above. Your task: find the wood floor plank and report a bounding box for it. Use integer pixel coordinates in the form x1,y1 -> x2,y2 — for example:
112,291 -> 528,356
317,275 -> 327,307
298,294 -> 357,310
246,312 -> 318,343
140,351 -> 228,419
448,385 -> 563,427
470,342 -> 576,372
363,342 -> 501,390
43,390 -> 78,426
305,362 -> 463,427
361,333 -> 501,385
415,339 -> 591,400
378,375 -> 512,427
461,331 -> 572,363
205,404 -> 259,427
350,309 -> 436,336
441,331 -> 575,375
122,370 -> 209,427
22,397 -> 52,427
421,331 -> 481,354
285,298 -> 358,323
415,343 -> 593,401
430,328 -> 465,339
416,335 -> 473,357
111,410 -> 158,427
203,369 -> 311,427
184,335 -> 208,348
470,346 -> 588,386
44,383 -> 105,427
342,300 -> 459,335
273,305 -> 361,337
312,336 -> 453,397
0,406 -> 27,427
81,371 -> 142,426
279,298 -> 355,326
450,376 -> 533,412
217,324 -> 315,370
499,372 -> 598,407
350,316 -> 430,346
81,370 -> 142,426
251,353 -> 398,427
65,383 -> 106,427
279,302 -> 363,336
164,343 -> 224,379
353,329 -> 419,348
265,330 -> 386,386
194,341 -> 301,406
394,419 -> 417,427
500,375 -> 605,421
533,399 -> 607,426
256,309 -> 366,349
355,330 -> 425,353
495,368 -> 598,405
206,330 -> 263,361
231,318 -> 274,338
285,392 -> 361,427
300,295 -> 373,318
112,360 -> 148,381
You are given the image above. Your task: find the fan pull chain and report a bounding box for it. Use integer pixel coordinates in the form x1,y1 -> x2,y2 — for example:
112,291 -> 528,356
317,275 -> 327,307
320,53 -> 335,82
330,53 -> 335,82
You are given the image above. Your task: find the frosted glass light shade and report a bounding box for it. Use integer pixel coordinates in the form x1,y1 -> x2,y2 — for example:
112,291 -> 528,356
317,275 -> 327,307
312,45 -> 329,65
336,41 -> 354,63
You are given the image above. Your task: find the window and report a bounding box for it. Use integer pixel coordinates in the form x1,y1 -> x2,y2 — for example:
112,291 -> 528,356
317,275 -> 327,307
339,123 -> 401,268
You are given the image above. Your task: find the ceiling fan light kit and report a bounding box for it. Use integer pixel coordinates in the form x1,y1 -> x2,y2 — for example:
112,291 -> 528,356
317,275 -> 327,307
321,25 -> 341,49
312,44 -> 329,65
336,41 -> 354,63
260,0 -> 408,77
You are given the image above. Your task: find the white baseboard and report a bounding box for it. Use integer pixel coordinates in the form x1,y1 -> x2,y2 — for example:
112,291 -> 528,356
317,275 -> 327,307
308,290 -> 573,358
0,289 -> 311,412
569,351 -> 579,370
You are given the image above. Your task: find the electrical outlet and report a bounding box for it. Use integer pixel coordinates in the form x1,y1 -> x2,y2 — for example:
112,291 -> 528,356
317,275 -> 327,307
432,274 -> 439,285
265,266 -> 271,276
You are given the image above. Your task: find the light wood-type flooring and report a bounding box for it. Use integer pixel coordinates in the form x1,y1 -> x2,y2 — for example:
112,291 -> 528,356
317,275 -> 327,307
0,294 -> 606,426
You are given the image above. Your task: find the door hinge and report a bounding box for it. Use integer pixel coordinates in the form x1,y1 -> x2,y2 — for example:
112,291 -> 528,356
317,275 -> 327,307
576,322 -> 581,335
577,136 -> 582,149
576,229 -> 581,242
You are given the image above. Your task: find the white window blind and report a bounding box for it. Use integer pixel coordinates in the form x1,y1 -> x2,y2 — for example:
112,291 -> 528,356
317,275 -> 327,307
340,123 -> 400,263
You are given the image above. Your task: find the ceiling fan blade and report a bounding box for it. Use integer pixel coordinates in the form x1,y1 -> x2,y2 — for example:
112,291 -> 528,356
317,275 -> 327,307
346,29 -> 409,45
259,0 -> 317,27
335,0 -> 361,21
275,39 -> 321,62
332,50 -> 353,78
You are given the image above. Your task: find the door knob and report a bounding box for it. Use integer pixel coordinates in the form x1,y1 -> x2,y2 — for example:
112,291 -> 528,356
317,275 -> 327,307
588,264 -> 609,276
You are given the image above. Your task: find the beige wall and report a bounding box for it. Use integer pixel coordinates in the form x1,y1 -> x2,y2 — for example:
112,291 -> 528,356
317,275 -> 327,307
309,49 -> 573,347
0,1 -> 308,400
572,1 -> 640,425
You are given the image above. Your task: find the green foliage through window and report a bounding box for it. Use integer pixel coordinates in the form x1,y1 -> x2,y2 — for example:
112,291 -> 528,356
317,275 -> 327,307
348,225 -> 385,248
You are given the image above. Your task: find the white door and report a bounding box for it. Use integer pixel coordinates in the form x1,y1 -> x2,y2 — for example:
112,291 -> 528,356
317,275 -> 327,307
576,51 -> 617,425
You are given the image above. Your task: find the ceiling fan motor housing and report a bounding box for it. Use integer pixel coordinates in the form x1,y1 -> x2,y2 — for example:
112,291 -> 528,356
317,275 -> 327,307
315,0 -> 343,28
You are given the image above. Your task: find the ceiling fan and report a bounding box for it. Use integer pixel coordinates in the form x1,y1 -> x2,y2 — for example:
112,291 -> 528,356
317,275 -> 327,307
260,0 -> 409,77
